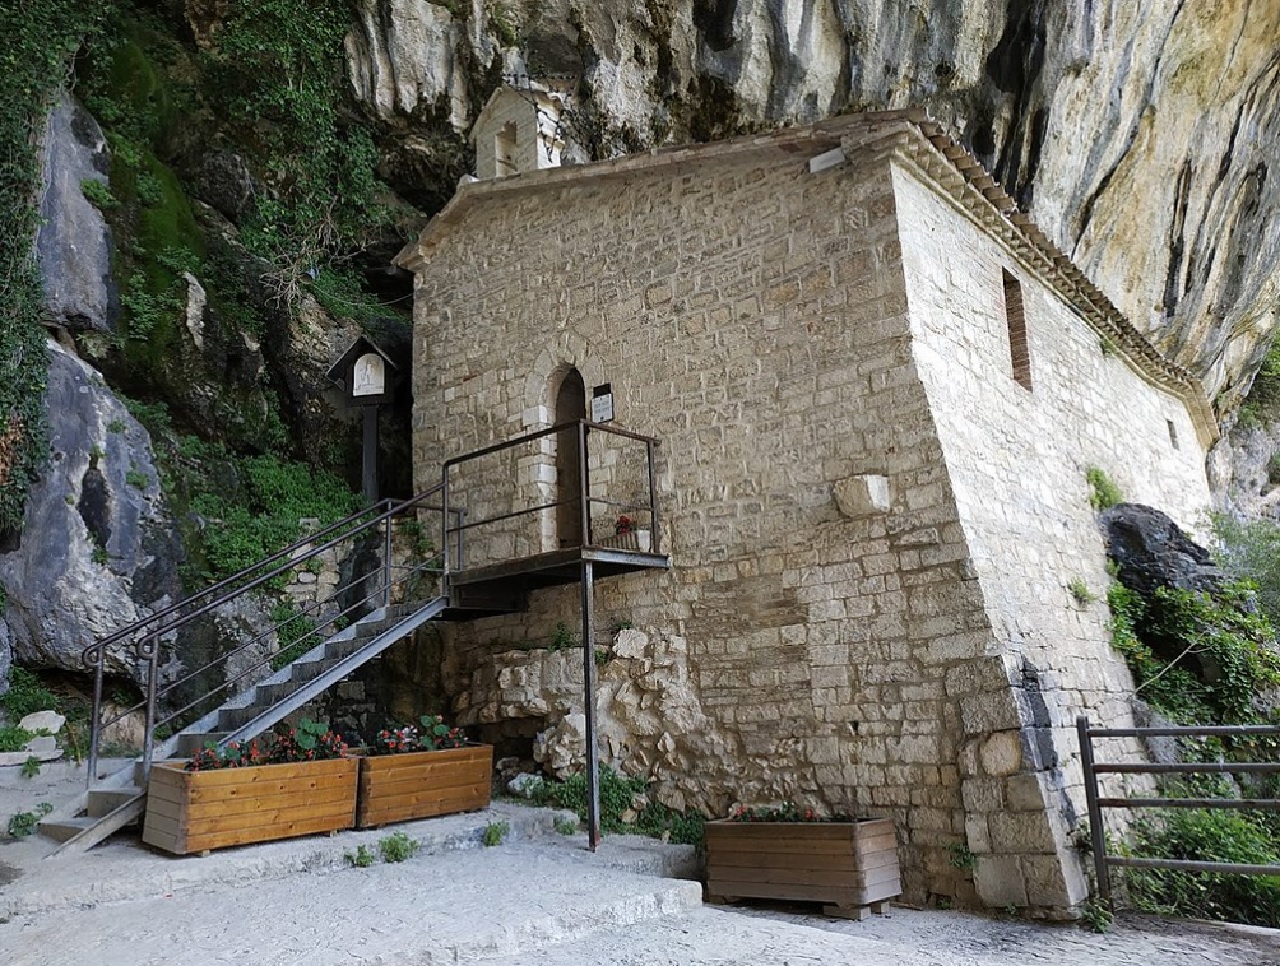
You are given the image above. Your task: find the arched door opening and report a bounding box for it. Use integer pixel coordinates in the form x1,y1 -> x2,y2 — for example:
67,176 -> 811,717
554,368 -> 586,547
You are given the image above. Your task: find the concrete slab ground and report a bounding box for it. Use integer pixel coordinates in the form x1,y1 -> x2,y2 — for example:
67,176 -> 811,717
0,798 -> 696,919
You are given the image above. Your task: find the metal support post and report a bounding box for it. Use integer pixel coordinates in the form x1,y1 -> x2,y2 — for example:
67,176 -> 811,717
645,439 -> 659,553
1078,715 -> 1111,907
142,636 -> 161,784
87,646 -> 104,785
578,420 -> 591,547
382,511 -> 393,608
581,560 -> 601,849
362,405 -> 379,503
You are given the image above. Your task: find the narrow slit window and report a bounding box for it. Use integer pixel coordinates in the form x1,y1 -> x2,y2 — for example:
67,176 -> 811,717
1167,419 -> 1179,449
1002,269 -> 1032,390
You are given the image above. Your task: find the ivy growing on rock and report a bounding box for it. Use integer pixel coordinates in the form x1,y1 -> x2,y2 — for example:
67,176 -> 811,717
0,0 -> 105,534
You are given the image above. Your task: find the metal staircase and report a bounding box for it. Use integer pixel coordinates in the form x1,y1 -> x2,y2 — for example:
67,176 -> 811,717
42,420 -> 670,854
42,485 -> 463,854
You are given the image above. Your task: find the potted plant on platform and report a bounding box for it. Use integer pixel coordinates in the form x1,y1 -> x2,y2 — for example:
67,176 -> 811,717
602,514 -> 651,552
142,720 -> 358,856
354,715 -> 492,829
704,803 -> 901,919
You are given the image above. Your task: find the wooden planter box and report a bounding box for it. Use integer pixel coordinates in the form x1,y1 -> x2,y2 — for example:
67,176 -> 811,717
142,757 -> 358,855
705,817 -> 900,918
356,743 -> 492,828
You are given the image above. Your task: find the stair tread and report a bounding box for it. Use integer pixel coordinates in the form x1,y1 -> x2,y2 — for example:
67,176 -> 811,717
44,816 -> 96,829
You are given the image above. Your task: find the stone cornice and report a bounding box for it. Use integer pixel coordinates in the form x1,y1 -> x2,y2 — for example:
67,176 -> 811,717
397,110 -> 1218,449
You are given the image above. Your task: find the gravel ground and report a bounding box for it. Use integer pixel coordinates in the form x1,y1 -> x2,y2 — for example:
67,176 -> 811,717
491,902 -> 1280,966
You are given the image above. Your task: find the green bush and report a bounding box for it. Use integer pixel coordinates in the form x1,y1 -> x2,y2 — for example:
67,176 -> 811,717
1108,581 -> 1280,725
482,820 -> 510,846
7,802 -> 53,839
80,177 -> 117,209
268,601 -> 321,671
345,843 -> 375,868
0,0 -> 107,534
1126,805 -> 1280,927
529,766 -> 707,845
190,454 -> 360,582
0,726 -> 33,752
1212,513 -> 1280,630
1,667 -> 60,722
1086,467 -> 1124,511
378,831 -> 419,863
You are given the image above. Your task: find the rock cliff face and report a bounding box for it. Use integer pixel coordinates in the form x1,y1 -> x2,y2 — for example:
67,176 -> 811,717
345,0 -> 1280,409
0,343 -> 180,683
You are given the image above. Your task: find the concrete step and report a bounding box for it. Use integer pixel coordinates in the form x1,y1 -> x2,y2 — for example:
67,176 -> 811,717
37,815 -> 96,844
172,732 -> 229,758
87,786 -> 144,818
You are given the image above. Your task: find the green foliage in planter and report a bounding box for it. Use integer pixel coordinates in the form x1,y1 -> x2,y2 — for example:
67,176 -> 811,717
1085,467 -> 1123,511
185,719 -> 345,770
0,0 -> 107,535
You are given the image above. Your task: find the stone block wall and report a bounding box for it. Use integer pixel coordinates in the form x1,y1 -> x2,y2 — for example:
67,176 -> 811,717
890,157 -> 1213,909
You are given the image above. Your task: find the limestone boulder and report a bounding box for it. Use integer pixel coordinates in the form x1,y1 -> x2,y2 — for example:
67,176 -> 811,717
36,92 -> 116,334
0,343 -> 183,684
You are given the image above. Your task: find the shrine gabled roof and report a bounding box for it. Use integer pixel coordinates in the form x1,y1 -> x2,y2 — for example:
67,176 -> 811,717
396,110 -> 1217,449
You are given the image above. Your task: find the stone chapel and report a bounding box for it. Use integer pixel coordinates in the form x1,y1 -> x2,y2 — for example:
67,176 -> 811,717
395,101 -> 1216,914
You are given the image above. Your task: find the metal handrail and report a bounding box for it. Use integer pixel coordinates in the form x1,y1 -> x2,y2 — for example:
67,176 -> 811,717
86,482 -> 456,784
439,419 -> 662,575
1077,715 -> 1280,909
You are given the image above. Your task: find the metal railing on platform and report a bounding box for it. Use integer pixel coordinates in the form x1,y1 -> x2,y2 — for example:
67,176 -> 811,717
1076,715 -> 1280,907
439,419 -> 661,577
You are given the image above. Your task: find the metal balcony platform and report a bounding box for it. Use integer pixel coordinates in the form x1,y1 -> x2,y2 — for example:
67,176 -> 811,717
444,545 -> 669,616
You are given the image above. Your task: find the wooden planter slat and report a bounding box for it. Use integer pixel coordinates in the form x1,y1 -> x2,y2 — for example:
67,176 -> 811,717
705,817 -> 900,915
142,757 -> 358,856
356,744 -> 492,828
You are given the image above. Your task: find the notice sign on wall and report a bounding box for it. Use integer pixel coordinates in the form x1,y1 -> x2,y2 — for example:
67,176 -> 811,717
591,384 -> 614,422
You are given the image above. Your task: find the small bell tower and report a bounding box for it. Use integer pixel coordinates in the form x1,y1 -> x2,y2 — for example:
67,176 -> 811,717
470,81 -> 569,180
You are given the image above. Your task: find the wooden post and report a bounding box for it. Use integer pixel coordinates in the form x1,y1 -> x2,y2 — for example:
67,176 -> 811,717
362,405 -> 379,503
581,560 -> 600,849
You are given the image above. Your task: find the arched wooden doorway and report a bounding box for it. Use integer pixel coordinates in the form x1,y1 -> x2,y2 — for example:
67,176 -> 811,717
554,368 -> 586,547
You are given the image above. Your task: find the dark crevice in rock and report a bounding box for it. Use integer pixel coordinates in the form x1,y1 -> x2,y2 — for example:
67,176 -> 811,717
1161,160 -> 1193,321
692,0 -> 738,53
77,464 -> 112,551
